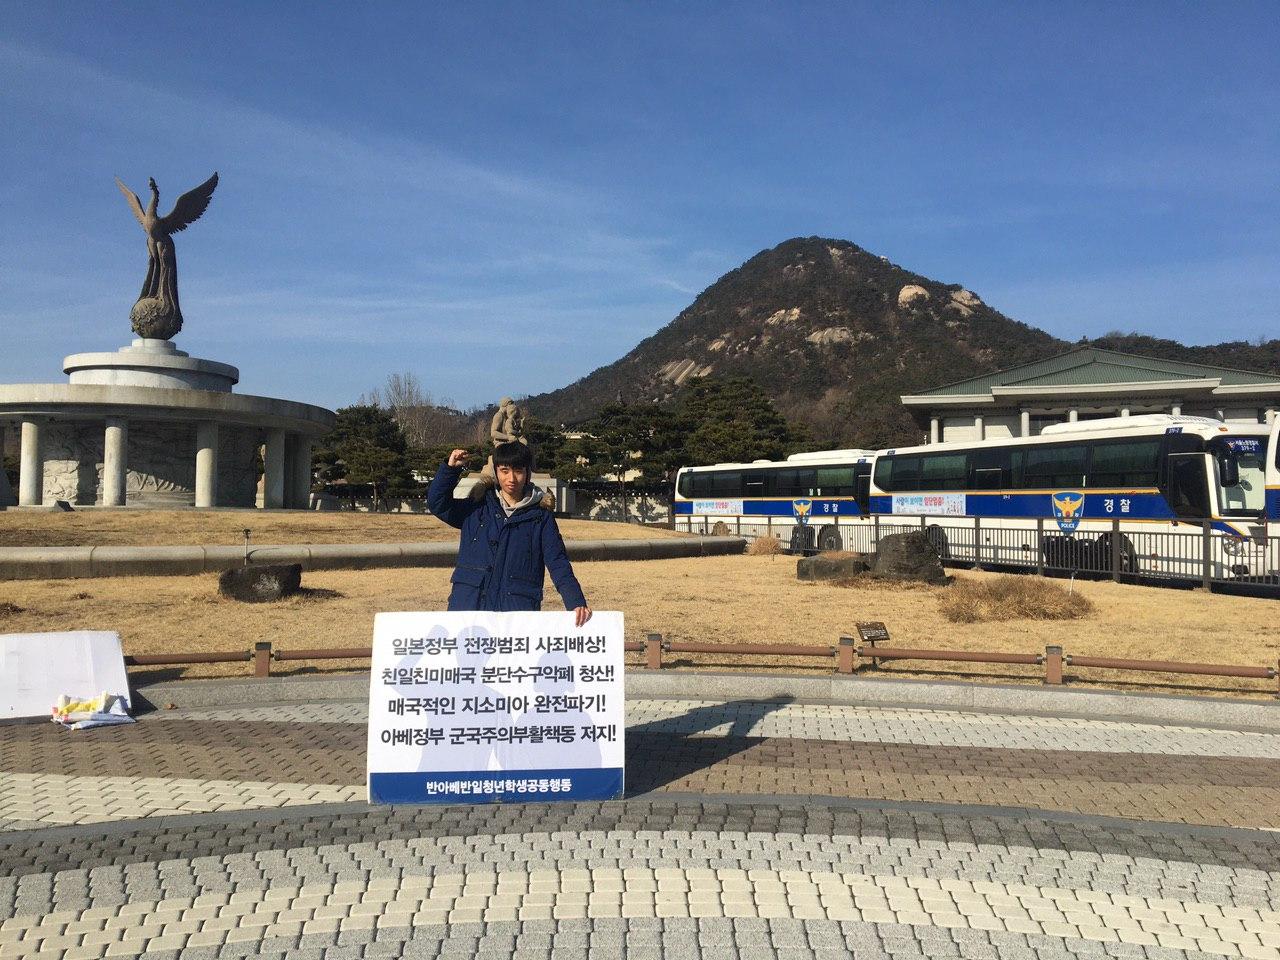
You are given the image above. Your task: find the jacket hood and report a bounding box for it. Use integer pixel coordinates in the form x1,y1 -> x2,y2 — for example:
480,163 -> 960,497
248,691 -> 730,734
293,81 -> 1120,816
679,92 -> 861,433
496,482 -> 546,518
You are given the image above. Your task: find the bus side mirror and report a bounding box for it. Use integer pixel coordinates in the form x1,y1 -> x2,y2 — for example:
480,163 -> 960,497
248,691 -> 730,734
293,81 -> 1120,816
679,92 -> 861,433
1219,456 -> 1240,487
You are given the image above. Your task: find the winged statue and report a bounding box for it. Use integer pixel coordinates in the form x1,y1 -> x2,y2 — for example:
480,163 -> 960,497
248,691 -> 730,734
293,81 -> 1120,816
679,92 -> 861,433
115,172 -> 219,339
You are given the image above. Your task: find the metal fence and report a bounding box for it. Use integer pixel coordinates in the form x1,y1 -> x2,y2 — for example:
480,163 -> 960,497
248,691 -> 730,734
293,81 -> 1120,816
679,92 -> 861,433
678,514 -> 1280,590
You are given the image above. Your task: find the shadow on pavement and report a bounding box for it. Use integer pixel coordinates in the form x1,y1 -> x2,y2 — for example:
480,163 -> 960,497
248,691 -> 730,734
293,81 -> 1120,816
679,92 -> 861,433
624,696 -> 793,795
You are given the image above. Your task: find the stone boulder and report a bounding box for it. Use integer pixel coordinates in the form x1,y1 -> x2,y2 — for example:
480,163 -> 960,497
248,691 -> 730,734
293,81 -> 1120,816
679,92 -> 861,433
897,284 -> 930,307
218,563 -> 302,602
870,532 -> 947,584
797,552 -> 870,581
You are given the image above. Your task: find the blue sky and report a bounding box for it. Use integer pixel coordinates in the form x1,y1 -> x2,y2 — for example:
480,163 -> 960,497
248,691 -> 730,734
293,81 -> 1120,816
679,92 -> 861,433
2,2 -> 1277,410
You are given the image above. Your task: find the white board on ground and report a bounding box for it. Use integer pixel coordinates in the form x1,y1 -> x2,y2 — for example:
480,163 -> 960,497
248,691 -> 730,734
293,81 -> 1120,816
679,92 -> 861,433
367,610 -> 625,805
0,631 -> 131,720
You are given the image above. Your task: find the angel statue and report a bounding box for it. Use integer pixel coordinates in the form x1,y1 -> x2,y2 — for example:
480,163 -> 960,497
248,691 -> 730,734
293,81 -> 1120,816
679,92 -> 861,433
115,172 -> 219,340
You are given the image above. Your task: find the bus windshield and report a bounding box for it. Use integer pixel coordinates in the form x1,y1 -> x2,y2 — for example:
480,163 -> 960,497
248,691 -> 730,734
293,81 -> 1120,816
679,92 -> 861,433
1213,436 -> 1266,516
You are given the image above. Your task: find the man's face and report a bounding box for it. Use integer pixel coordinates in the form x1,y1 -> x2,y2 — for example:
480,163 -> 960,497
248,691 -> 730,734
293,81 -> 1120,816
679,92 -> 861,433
496,464 -> 528,499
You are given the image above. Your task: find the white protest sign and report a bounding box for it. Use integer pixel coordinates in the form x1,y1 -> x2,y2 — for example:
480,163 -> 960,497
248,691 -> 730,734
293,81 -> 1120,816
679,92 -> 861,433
367,610 -> 625,804
0,631 -> 131,720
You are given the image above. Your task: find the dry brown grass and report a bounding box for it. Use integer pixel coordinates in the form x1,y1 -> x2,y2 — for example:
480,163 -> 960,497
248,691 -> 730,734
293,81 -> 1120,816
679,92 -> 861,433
0,510 -> 686,547
940,575 -> 1095,623
2,556 -> 1278,699
830,575 -> 933,591
816,550 -> 864,561
747,535 -> 783,556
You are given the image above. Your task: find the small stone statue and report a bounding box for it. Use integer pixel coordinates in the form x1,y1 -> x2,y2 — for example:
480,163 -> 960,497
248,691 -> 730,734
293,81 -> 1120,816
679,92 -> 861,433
489,396 -> 528,446
472,396 -> 553,508
115,172 -> 219,340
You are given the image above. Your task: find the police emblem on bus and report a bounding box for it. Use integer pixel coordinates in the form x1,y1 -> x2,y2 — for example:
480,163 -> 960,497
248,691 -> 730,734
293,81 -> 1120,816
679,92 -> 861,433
1051,492 -> 1085,533
792,499 -> 812,525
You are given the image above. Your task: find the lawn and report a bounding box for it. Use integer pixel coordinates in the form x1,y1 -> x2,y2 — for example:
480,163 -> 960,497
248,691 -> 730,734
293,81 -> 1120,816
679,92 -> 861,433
3,555 -> 1277,699
0,509 -> 685,547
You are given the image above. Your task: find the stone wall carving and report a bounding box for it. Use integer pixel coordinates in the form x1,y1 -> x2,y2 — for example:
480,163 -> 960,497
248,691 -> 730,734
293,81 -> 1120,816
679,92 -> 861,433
126,423 -> 196,505
218,428 -> 263,508
41,422 -> 103,505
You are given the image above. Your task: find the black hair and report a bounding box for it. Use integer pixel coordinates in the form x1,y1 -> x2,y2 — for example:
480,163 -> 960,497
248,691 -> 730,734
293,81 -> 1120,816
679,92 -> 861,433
492,441 -> 534,473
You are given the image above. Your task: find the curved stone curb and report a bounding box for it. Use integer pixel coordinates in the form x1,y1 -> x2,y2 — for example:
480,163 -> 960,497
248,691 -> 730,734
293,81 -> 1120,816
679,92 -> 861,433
131,669 -> 1280,732
7,792 -> 1275,849
0,536 -> 745,581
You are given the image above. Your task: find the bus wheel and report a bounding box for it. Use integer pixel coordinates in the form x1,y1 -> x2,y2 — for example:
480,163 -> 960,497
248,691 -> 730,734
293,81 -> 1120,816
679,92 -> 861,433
789,525 -> 816,556
711,521 -> 730,537
1095,532 -> 1137,573
1042,536 -> 1078,572
924,524 -> 950,560
817,525 -> 843,552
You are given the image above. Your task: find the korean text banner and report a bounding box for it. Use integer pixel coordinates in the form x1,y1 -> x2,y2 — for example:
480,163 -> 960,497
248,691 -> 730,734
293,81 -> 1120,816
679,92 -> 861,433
367,610 -> 625,804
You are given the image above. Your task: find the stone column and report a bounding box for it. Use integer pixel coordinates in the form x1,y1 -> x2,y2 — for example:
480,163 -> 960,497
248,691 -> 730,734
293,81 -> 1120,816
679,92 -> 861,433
291,437 -> 313,510
1266,408 -> 1276,426
1171,402 -> 1182,416
929,417 -> 939,444
1068,409 -> 1079,423
1120,408 -> 1130,417
18,419 -> 43,506
263,428 -> 286,509
283,435 -> 299,509
974,415 -> 985,442
102,417 -> 128,506
195,421 -> 219,508
1019,410 -> 1030,437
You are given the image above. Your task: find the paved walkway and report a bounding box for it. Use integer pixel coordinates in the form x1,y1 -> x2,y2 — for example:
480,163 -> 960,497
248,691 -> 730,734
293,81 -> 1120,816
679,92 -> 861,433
2,695 -> 1279,958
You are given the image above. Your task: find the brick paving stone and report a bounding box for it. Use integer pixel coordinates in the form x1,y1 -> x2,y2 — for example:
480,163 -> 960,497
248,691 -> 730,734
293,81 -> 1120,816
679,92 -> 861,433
3,696 -> 1280,959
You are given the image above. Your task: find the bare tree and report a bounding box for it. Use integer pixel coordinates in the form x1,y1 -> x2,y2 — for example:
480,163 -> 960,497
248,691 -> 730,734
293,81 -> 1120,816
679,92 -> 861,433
365,372 -> 483,449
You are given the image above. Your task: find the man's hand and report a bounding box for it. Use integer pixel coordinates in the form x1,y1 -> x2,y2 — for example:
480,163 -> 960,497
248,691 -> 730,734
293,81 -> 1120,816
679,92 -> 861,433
447,448 -> 469,468
573,606 -> 593,628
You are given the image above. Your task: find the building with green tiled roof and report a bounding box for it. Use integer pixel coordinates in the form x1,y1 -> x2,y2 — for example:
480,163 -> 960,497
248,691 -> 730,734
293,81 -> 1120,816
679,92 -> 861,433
902,347 -> 1280,444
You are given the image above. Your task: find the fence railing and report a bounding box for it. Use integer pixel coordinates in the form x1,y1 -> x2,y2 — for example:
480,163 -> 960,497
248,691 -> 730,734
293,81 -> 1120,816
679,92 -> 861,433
682,514 -> 1279,590
125,633 -> 1280,698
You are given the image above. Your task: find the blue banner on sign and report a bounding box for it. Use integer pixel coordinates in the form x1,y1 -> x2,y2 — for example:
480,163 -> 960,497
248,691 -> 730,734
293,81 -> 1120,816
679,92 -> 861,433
369,767 -> 625,804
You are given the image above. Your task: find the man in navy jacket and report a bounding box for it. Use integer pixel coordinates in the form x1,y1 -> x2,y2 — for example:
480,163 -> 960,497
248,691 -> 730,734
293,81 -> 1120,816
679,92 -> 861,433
428,442 -> 592,626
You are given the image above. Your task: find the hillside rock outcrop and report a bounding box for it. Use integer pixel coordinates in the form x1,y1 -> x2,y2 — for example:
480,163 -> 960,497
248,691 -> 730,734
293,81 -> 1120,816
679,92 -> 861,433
897,284 -> 931,307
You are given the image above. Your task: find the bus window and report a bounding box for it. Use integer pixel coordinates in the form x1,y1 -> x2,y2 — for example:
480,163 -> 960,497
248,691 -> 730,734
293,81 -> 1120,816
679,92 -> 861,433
816,467 -> 855,496
744,471 -> 766,498
969,447 -> 1010,490
874,455 -> 921,492
690,472 -> 713,498
920,452 -> 968,490
1166,454 -> 1210,518
1088,439 -> 1160,488
1211,437 -> 1266,516
677,473 -> 692,498
711,471 -> 742,498
1022,444 -> 1087,489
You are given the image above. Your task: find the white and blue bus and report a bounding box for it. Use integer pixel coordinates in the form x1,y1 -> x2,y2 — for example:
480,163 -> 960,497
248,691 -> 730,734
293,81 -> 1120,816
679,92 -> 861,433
673,448 -> 879,552
674,415 -> 1278,583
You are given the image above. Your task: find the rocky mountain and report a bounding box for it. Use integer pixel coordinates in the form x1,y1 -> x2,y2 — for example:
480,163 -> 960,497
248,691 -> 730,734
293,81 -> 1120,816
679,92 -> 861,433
525,236 -> 1280,450
527,237 -> 1065,448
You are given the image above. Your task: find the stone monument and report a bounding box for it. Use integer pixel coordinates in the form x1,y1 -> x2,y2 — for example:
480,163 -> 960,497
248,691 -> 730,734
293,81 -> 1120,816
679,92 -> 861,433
0,173 -> 334,510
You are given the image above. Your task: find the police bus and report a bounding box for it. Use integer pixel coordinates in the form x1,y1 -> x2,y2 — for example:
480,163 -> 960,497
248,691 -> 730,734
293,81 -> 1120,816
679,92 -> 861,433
673,415 -> 1277,583
673,448 -> 878,552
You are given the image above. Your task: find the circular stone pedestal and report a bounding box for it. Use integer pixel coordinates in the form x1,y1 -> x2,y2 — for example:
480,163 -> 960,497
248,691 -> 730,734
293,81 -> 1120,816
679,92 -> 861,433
63,340 -> 239,393
1,339 -> 333,510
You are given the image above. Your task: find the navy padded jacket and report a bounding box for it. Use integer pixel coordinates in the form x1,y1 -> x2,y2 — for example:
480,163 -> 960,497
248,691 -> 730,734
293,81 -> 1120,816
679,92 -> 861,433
427,463 -> 587,612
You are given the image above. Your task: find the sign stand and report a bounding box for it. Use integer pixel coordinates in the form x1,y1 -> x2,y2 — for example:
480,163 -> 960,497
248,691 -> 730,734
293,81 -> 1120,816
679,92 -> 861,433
367,611 -> 625,805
